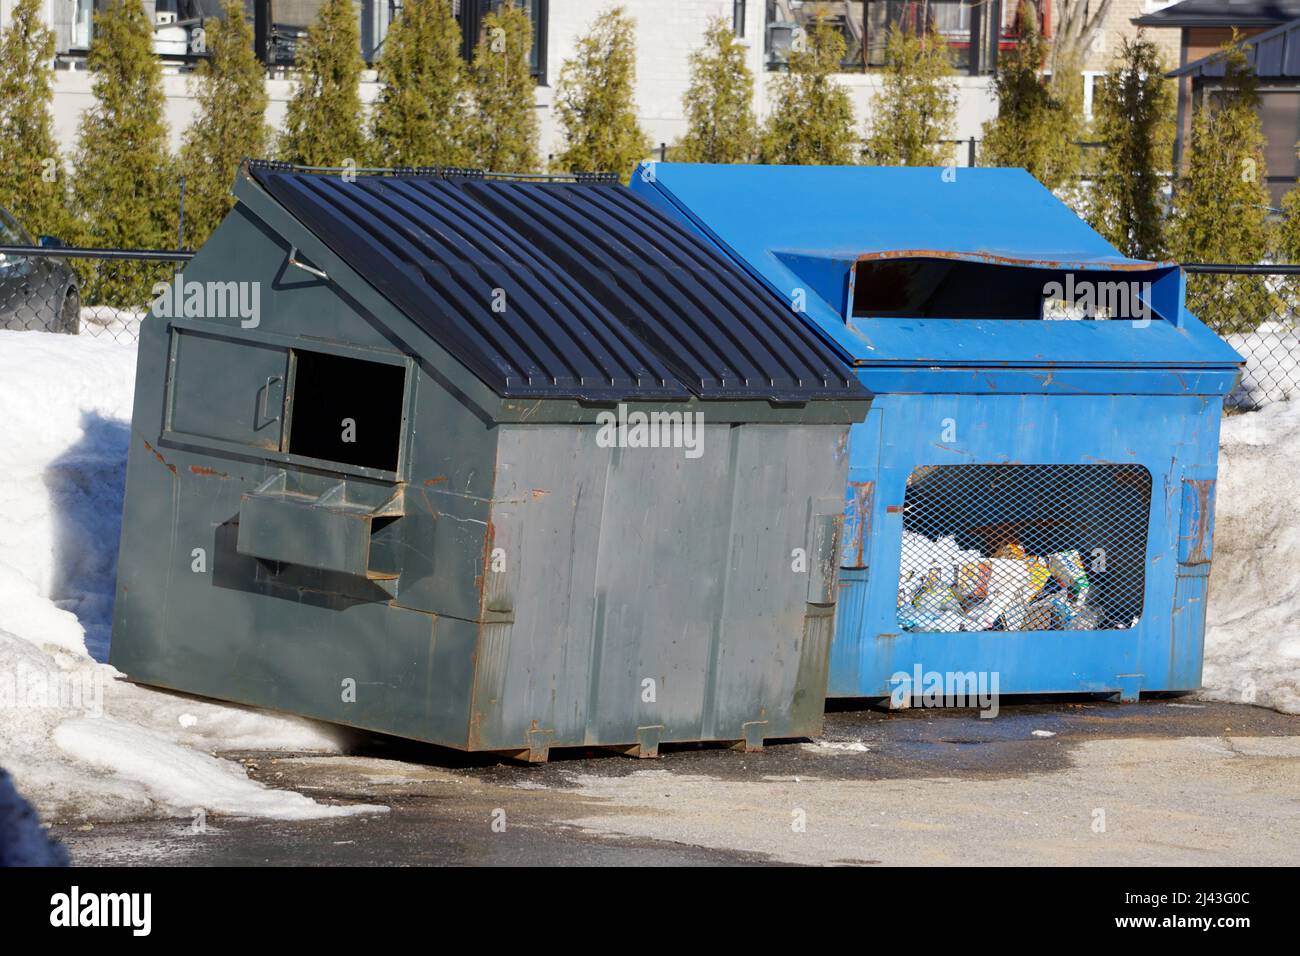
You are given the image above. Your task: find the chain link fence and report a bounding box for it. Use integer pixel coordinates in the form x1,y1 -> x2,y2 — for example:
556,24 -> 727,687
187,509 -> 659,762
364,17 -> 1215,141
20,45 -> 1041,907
2,247 -> 1295,411
1184,266 -> 1300,410
0,246 -> 192,345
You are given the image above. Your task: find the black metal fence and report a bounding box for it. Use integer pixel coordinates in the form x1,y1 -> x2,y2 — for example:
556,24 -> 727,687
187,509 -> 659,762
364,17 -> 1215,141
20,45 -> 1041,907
2,247 -> 1295,411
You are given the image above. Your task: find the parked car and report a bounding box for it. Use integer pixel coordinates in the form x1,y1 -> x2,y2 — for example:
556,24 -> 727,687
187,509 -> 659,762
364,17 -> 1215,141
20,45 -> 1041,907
0,205 -> 80,334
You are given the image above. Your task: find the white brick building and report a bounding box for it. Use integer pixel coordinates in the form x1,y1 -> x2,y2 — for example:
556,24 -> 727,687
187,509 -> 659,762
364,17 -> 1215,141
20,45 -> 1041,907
0,0 -> 1175,166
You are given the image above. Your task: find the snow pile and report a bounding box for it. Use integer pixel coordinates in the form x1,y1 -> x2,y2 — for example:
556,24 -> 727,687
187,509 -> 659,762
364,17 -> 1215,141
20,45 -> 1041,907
1202,400 -> 1300,714
0,331 -> 382,823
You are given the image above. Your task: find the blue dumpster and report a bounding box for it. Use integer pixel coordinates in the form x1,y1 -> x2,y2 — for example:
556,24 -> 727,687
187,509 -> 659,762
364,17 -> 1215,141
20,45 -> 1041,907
632,164 -> 1243,702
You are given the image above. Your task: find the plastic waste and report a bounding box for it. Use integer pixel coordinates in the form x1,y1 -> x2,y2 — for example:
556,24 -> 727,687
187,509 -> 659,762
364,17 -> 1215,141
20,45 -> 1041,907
897,535 -> 1103,632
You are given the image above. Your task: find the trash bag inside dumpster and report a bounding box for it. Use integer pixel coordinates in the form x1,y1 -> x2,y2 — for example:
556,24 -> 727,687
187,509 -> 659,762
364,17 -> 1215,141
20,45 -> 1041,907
898,534 -> 1100,632
894,463 -> 1152,633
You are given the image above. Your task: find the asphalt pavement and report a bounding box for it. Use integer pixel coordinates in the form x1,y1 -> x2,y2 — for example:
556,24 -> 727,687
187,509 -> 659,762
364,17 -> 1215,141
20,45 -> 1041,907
53,698 -> 1300,866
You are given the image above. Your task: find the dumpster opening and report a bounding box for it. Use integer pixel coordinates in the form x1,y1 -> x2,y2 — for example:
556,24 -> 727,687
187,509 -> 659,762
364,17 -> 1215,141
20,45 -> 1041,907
287,349 -> 405,472
852,257 -> 1160,322
896,463 -> 1151,633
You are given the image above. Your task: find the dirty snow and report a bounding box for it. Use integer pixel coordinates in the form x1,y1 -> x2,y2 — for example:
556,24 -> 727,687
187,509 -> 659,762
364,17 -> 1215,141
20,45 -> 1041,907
801,741 -> 869,755
0,330 -> 383,823
1201,399 -> 1300,714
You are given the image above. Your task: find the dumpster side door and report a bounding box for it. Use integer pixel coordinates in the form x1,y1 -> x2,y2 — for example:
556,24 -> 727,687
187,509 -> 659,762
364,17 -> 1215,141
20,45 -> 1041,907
165,328 -> 288,452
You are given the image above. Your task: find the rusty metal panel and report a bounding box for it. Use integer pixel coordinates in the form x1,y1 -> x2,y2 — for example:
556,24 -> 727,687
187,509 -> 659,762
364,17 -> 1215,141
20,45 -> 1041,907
1177,479 -> 1216,565
842,481 -> 875,570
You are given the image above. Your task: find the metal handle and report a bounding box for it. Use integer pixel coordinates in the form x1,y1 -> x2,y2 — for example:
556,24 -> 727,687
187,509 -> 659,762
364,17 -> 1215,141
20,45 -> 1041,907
287,245 -> 328,281
258,375 -> 282,425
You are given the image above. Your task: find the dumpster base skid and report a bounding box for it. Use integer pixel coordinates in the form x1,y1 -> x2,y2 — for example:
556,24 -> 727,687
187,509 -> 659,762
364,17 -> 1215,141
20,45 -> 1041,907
488,725 -> 817,764
602,725 -> 665,760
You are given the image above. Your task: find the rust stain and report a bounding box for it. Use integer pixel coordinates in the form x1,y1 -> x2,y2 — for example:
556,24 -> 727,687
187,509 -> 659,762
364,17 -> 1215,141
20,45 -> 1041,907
844,480 -> 874,569
423,475 -> 448,487
1182,479 -> 1215,564
467,710 -> 483,751
886,505 -> 904,514
474,518 -> 495,606
530,488 -> 550,499
189,464 -> 228,478
853,249 -> 1172,272
142,439 -> 177,475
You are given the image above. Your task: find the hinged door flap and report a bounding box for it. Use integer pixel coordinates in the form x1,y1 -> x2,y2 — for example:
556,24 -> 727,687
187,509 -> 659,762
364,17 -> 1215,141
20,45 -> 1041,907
166,328 -> 288,451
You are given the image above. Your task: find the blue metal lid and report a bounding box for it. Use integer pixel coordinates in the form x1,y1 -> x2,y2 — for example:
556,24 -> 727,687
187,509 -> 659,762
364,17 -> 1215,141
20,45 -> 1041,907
632,164 -> 1243,372
247,165 -> 868,403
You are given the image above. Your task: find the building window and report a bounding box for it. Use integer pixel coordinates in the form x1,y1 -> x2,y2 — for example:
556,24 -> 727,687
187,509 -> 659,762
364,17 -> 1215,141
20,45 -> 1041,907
867,0 -> 987,72
765,1 -> 1049,75
766,1 -> 865,71
362,0 -> 401,64
734,0 -> 747,37
255,0 -> 317,67
73,0 -> 95,50
239,0 -> 547,76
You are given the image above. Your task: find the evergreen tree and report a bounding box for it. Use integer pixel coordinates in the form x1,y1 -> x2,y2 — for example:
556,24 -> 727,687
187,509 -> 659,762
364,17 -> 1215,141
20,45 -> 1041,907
0,0 -> 67,237
675,16 -> 757,164
468,1 -> 539,173
1087,34 -> 1174,259
1278,182 -> 1300,334
980,4 -> 1082,191
1170,36 -> 1273,333
180,0 -> 269,247
72,0 -> 177,304
863,23 -> 958,166
279,0 -> 365,167
370,0 -> 471,167
1278,181 -> 1300,263
553,6 -> 650,179
760,16 -> 858,165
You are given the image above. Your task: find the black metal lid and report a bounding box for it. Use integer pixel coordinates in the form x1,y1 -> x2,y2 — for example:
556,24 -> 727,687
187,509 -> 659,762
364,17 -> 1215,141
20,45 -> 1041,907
248,163 -> 867,403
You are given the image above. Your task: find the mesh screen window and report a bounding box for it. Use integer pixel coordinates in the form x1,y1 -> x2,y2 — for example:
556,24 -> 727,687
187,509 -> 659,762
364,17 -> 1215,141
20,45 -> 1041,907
896,464 -> 1151,633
